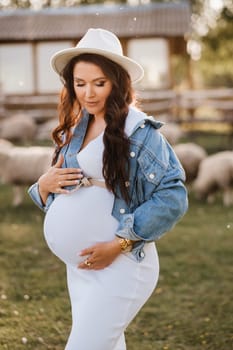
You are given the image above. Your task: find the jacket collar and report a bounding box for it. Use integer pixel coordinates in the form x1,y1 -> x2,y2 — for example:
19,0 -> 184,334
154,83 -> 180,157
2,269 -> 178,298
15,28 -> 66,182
125,106 -> 164,137
77,106 -> 163,138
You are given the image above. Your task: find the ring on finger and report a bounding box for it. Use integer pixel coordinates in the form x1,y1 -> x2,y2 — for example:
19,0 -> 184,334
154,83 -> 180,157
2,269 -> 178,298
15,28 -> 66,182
84,259 -> 92,267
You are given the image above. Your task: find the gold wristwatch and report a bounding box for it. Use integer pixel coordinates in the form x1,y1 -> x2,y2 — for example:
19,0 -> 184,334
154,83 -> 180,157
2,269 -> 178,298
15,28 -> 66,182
117,237 -> 133,252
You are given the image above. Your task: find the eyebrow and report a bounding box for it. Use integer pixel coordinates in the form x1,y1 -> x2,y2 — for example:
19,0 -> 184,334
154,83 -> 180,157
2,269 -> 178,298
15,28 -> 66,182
73,77 -> 107,82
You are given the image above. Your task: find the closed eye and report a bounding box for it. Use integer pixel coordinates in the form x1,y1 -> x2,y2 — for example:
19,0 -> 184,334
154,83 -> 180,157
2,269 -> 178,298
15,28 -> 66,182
95,81 -> 106,87
74,77 -> 108,87
75,82 -> 105,87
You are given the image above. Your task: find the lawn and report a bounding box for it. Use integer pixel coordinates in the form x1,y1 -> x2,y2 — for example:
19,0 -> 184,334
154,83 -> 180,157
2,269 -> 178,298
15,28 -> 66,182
0,184 -> 232,350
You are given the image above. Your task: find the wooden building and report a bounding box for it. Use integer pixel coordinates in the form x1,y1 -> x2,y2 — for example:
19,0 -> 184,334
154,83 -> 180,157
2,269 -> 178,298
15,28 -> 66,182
0,2 -> 191,115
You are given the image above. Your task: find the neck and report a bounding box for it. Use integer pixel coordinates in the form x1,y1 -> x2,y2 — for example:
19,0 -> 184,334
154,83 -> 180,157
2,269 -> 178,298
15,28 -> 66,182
89,114 -> 106,130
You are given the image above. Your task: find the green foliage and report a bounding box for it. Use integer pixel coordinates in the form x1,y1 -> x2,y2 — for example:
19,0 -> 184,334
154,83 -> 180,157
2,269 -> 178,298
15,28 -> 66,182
0,0 -> 205,11
171,54 -> 190,87
198,6 -> 233,87
0,185 -> 232,349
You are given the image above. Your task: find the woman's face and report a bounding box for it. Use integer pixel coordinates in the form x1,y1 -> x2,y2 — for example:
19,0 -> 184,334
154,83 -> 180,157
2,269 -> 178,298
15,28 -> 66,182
73,61 -> 113,119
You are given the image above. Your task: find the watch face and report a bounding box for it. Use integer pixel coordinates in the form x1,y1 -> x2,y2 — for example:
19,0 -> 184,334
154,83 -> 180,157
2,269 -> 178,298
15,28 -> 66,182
122,239 -> 132,252
117,237 -> 132,252
119,239 -> 126,250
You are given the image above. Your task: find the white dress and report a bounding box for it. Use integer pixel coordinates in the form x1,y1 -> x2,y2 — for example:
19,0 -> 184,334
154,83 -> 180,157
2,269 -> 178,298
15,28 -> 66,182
43,132 -> 159,350
44,132 -> 117,266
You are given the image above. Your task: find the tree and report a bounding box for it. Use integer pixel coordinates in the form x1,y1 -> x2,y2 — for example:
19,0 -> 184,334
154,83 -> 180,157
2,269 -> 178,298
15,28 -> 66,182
198,5 -> 233,87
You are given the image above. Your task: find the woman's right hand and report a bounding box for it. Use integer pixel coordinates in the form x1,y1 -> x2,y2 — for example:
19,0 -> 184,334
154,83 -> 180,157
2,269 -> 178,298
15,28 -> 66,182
38,154 -> 83,204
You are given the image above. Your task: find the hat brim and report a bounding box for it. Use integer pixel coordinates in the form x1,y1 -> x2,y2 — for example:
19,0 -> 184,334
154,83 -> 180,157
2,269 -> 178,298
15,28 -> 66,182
50,47 -> 144,84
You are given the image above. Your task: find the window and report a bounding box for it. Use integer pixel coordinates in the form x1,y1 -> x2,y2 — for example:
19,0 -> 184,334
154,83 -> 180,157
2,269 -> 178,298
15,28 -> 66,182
37,41 -> 72,93
128,38 -> 170,89
0,41 -> 73,95
0,44 -> 34,94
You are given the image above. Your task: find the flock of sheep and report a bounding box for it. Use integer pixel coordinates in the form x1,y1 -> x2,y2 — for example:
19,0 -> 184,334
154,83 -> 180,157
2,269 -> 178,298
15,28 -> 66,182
161,123 -> 233,207
0,113 -> 232,207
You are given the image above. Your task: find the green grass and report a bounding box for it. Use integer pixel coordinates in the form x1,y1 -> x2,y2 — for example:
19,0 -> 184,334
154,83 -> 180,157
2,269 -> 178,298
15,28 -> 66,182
181,133 -> 233,155
0,185 -> 232,350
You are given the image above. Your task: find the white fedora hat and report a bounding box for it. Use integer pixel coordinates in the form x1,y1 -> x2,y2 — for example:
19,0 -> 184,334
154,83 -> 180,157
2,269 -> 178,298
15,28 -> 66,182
50,28 -> 144,84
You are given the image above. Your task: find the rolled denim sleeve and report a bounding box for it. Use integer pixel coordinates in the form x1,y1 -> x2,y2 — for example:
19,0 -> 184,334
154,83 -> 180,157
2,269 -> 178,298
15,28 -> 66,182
116,166 -> 188,242
28,182 -> 54,212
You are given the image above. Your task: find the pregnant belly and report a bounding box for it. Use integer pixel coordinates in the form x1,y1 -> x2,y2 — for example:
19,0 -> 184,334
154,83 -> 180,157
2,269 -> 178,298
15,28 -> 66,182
44,187 -> 118,265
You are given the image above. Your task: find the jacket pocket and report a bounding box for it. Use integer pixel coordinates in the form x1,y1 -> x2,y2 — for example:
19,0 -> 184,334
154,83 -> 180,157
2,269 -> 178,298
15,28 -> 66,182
137,150 -> 167,201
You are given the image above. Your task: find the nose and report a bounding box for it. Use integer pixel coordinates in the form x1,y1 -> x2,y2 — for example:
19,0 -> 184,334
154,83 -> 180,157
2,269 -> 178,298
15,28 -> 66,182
85,84 -> 95,98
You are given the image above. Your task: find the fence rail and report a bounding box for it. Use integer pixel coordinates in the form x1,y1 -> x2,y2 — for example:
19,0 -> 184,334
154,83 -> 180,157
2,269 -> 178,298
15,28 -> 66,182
1,89 -> 233,134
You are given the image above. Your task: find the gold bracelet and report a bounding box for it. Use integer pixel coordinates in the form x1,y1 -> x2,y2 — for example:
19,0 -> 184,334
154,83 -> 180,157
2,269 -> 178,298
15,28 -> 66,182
117,237 -> 133,252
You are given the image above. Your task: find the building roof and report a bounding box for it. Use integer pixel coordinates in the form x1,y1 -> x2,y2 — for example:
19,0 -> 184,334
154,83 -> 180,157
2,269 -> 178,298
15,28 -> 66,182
0,2 -> 191,42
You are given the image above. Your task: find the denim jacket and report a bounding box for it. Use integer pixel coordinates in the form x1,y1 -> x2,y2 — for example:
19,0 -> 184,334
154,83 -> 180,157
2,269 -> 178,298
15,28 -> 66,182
28,106 -> 188,262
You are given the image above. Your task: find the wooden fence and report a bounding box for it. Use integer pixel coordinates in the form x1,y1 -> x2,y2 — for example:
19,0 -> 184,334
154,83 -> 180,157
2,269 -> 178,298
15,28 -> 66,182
1,88 -> 233,136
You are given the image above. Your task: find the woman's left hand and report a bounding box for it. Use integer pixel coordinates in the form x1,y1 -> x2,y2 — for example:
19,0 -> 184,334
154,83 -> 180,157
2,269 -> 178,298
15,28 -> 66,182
78,238 -> 122,270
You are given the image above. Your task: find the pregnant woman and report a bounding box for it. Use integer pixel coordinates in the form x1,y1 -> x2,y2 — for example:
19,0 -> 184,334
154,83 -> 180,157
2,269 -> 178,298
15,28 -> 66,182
28,28 -> 188,350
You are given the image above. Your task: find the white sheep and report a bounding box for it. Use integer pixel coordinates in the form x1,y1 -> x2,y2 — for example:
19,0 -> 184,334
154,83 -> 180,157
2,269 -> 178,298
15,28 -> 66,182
173,142 -> 207,182
35,118 -> 58,141
0,113 -> 37,142
193,151 -> 233,206
0,146 -> 54,206
0,138 -> 14,150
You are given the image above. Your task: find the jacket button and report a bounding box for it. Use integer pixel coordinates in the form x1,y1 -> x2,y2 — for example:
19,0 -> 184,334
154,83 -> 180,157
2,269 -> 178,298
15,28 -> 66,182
130,151 -> 135,158
120,208 -> 125,214
139,251 -> 145,258
125,181 -> 130,187
149,173 -> 155,179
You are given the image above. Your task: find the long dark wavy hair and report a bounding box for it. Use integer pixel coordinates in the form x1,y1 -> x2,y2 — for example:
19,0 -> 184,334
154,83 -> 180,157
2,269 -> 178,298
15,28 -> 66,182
52,53 -> 137,202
